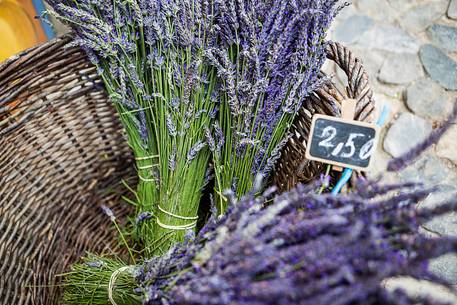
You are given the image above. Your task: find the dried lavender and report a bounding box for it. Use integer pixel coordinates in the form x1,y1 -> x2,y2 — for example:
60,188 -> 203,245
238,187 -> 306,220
63,117 -> 457,305
63,254 -> 141,305
47,0 -> 222,255
101,204 -> 116,222
69,161 -> 457,302
47,0 -> 348,255
62,176 -> 457,305
210,0 -> 345,212
129,179 -> 457,305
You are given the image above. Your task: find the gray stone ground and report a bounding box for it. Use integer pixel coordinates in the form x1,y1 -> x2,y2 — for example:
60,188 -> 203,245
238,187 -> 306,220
324,0 -> 457,292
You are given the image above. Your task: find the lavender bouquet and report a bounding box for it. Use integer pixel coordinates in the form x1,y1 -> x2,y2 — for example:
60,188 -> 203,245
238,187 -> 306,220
208,0 -> 344,212
138,178 -> 457,305
46,0 -> 344,256
63,177 -> 457,305
47,0 -> 222,256
60,103 -> 457,305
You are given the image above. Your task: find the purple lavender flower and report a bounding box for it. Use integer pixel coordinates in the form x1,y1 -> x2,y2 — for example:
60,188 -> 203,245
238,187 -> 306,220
127,64 -> 145,93
187,141 -> 207,163
84,261 -> 106,268
170,97 -> 180,110
169,144 -> 177,171
204,127 -> 216,152
136,212 -> 153,225
213,122 -> 225,153
100,204 -> 116,222
135,179 -> 457,305
138,110 -> 149,143
166,115 -> 177,137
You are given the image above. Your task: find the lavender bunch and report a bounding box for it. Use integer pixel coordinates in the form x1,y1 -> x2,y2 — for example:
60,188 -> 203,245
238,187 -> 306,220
46,0 -> 221,255
208,0 -> 346,212
62,179 -> 457,304
46,0 -> 347,253
61,254 -> 141,305
129,179 -> 457,305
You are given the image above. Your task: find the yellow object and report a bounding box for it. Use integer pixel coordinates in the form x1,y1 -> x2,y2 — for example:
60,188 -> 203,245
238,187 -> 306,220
0,0 -> 46,62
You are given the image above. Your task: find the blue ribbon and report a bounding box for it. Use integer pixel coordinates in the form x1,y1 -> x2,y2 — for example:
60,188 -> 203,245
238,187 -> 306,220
32,0 -> 55,39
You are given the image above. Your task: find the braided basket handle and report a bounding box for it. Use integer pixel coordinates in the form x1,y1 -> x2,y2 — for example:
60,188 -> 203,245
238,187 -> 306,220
273,41 -> 376,192
325,41 -> 375,122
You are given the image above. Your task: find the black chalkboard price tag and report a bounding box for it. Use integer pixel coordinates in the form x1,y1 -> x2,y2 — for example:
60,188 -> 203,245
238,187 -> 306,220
305,114 -> 379,171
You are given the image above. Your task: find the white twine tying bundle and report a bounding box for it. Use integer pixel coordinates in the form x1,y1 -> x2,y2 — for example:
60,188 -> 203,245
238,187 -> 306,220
108,266 -> 136,305
138,174 -> 158,182
135,155 -> 159,161
155,205 -> 198,230
121,106 -> 154,115
157,205 -> 198,220
134,154 -> 198,231
156,218 -> 197,230
137,164 -> 158,170
136,155 -> 159,181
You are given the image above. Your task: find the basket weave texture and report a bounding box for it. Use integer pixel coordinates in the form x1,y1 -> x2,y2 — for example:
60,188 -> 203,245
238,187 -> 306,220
0,35 -> 374,305
0,36 -> 135,305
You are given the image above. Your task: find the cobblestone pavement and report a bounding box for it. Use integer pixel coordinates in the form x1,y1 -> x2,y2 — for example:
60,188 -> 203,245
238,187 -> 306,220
325,0 -> 457,290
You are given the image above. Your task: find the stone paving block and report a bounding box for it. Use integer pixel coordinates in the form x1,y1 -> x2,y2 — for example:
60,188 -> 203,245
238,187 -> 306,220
378,53 -> 424,85
427,24 -> 457,52
384,113 -> 432,158
355,0 -> 398,22
399,155 -> 450,186
420,44 -> 457,91
420,184 -> 457,236
430,253 -> 457,284
399,1 -> 448,33
448,0 -> 457,19
406,78 -> 452,120
331,15 -> 373,44
356,25 -> 420,54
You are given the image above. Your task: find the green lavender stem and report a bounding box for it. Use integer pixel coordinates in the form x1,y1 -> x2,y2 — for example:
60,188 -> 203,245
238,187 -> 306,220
61,255 -> 140,305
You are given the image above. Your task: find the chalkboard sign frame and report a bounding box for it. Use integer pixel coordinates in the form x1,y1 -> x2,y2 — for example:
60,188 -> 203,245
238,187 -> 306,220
305,114 -> 379,171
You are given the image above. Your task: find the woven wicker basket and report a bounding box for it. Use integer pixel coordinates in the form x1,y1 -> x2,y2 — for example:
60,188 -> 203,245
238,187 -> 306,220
274,42 -> 375,191
0,35 -> 374,305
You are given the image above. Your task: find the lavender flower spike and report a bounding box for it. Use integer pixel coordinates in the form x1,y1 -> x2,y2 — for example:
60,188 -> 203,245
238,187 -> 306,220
84,261 -> 106,268
100,204 -> 116,222
186,141 -> 207,163
135,179 -> 457,305
136,212 -> 153,225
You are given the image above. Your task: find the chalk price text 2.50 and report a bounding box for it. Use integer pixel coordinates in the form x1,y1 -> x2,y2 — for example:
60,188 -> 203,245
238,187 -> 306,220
318,126 -> 375,160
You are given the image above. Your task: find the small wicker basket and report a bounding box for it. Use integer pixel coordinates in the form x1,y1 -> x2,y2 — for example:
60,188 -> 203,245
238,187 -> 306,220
274,41 -> 375,191
0,35 -> 374,305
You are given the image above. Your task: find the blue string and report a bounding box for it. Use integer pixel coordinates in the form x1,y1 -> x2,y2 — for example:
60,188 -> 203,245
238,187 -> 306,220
331,105 -> 390,196
331,167 -> 353,195
32,0 -> 55,39
375,104 -> 390,127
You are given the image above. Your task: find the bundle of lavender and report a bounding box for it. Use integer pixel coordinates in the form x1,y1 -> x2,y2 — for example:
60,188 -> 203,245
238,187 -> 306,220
64,177 -> 457,305
46,0 -> 344,256
47,0 -> 222,256
206,0 -> 343,211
